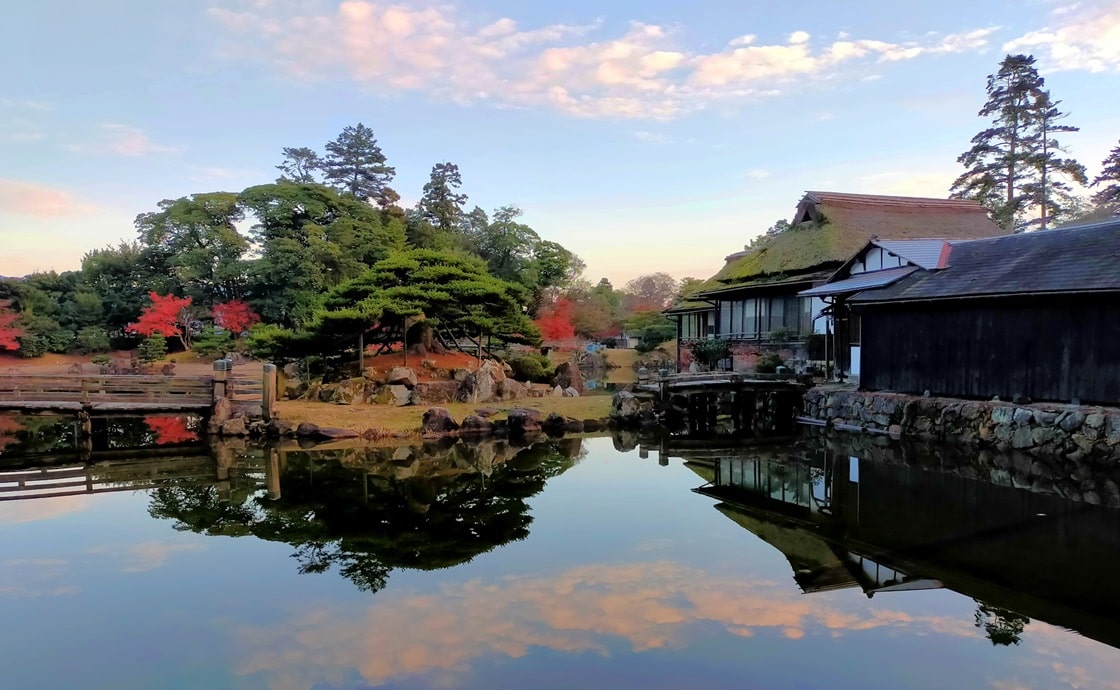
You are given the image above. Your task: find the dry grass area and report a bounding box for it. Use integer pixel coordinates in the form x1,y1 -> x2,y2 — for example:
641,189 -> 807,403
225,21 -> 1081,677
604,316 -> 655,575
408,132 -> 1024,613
602,348 -> 640,369
275,395 -> 614,435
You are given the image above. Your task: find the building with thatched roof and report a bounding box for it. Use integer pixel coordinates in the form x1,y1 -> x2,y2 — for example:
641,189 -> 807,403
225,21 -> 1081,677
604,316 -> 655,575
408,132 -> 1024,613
665,191 -> 1004,373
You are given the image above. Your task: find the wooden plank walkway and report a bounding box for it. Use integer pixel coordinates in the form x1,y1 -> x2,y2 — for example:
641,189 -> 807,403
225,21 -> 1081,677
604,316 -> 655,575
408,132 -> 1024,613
0,374 -> 214,413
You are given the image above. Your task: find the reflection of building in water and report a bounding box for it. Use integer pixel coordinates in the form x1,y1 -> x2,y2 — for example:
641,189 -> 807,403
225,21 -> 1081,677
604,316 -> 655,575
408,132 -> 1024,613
674,431 -> 1120,651
695,452 -> 941,597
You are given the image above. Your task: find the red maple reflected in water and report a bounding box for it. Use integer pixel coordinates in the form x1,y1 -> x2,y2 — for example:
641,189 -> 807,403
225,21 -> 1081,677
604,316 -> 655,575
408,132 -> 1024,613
145,416 -> 199,445
0,413 -> 24,452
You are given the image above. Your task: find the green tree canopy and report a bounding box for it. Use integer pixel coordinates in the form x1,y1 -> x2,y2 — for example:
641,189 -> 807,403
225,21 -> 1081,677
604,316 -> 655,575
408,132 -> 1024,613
134,192 -> 249,306
419,162 -> 468,233
320,123 -> 397,208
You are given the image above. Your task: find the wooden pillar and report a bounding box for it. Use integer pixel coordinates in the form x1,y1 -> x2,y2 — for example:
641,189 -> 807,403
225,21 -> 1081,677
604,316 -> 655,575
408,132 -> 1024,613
262,363 -> 277,421
266,447 -> 281,501
212,359 -> 229,400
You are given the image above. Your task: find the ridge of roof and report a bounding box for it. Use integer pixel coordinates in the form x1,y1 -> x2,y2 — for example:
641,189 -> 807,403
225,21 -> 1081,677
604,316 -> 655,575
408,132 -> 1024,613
805,191 -> 988,210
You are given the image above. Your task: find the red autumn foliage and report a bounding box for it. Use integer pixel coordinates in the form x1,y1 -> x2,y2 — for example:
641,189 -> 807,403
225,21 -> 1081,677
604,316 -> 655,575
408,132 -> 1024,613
0,413 -> 25,453
127,292 -> 193,341
145,416 -> 199,445
0,300 -> 21,352
212,300 -> 261,335
534,296 -> 576,341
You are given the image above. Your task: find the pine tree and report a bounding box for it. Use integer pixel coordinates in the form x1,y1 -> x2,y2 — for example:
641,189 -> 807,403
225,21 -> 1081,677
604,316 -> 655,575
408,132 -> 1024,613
276,147 -> 322,183
419,162 -> 468,232
1020,91 -> 1087,230
951,55 -> 1045,230
1091,141 -> 1120,211
320,123 -> 396,207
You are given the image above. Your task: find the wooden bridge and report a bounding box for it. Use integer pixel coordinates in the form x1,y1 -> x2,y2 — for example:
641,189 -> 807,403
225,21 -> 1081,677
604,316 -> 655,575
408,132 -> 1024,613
0,363 -> 275,415
634,371 -> 810,436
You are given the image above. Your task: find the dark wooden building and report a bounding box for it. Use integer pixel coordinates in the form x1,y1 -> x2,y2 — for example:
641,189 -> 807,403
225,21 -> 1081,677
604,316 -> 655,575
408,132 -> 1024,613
850,218 -> 1120,405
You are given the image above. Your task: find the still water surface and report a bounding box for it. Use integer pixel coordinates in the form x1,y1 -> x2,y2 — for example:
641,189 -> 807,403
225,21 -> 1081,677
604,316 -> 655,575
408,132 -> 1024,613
3,421 -> 1120,689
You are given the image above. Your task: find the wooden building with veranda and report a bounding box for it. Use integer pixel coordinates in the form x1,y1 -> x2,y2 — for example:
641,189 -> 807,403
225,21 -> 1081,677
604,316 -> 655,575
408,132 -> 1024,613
848,218 -> 1120,405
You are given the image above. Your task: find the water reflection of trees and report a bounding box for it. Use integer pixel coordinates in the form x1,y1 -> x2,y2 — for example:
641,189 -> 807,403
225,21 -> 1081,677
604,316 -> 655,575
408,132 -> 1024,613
974,601 -> 1030,646
148,438 -> 585,593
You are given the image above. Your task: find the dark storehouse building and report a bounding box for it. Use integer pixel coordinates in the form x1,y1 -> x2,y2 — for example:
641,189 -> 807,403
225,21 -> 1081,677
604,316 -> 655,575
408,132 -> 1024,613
847,218 -> 1120,405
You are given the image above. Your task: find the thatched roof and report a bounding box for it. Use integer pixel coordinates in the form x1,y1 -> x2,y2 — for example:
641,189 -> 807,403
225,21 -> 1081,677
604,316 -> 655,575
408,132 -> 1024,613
709,192 -> 1003,286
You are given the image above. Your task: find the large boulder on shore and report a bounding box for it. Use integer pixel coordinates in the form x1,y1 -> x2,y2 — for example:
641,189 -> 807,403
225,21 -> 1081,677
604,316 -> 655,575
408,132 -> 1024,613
554,361 -> 585,394
507,407 -> 543,435
388,366 -> 418,388
421,407 -> 460,436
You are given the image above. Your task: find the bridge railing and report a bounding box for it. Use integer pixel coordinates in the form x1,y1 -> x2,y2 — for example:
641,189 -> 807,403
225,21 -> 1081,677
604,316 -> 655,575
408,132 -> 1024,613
0,374 -> 214,409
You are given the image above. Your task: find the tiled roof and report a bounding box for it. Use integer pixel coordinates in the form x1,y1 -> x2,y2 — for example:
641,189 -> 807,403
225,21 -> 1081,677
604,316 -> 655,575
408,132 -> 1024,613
871,240 -> 951,270
799,266 -> 918,297
851,218 -> 1120,304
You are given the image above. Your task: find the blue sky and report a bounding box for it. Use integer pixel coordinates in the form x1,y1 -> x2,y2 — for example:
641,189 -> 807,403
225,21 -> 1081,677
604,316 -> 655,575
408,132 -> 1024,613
2,0 -> 1118,285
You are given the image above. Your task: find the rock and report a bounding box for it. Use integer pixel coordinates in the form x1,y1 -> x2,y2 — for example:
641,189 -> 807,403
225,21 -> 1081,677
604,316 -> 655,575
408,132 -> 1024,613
421,359 -> 437,368
481,359 -> 507,384
220,418 -> 248,436
387,367 -> 418,388
612,391 -> 641,420
583,419 -> 606,432
317,384 -> 338,403
455,367 -> 496,404
1086,412 -> 1106,430
497,378 -> 529,400
413,381 -> 460,403
553,361 -> 585,394
284,380 -> 308,400
421,407 -> 460,435
391,384 -> 413,407
295,422 -> 320,437
1012,408 -> 1033,425
542,413 -> 567,435
313,427 -> 361,440
460,415 -> 493,434
1060,410 -> 1086,432
367,385 -> 394,405
333,382 -> 356,405
563,386 -> 580,397
266,418 -> 296,437
211,397 -> 233,426
507,408 -> 543,435
552,385 -> 564,397
1033,410 -> 1059,427
451,368 -> 471,382
991,406 -> 1014,425
282,362 -> 301,379
475,407 -> 499,417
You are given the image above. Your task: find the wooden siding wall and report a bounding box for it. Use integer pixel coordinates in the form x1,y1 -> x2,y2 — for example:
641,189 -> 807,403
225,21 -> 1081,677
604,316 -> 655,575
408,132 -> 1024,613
858,297 -> 1120,405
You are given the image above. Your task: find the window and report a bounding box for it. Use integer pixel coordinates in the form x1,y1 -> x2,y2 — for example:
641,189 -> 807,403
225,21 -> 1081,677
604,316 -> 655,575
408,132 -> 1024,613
719,301 -> 731,335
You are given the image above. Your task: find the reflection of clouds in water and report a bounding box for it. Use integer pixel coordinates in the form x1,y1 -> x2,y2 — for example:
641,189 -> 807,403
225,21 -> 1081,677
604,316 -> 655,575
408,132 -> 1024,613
234,560 -> 977,689
87,540 -> 206,572
997,625 -> 1120,690
0,495 -> 91,525
0,558 -> 79,598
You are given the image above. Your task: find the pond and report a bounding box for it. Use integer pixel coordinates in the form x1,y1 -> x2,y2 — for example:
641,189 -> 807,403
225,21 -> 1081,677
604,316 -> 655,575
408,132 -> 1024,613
3,419 -> 1120,689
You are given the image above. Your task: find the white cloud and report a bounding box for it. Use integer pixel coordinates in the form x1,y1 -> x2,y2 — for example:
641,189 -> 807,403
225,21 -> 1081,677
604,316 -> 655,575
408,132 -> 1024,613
205,0 -> 998,119
747,169 -> 771,179
67,124 -> 184,157
1005,2 -> 1120,72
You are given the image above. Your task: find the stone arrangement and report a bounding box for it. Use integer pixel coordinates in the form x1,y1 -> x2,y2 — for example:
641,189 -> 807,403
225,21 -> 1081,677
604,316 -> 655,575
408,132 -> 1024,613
804,389 -> 1120,463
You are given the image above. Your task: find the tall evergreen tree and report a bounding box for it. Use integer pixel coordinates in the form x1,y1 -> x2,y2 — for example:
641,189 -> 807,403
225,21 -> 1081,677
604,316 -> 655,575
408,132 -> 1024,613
951,55 -> 1045,230
1020,91 -> 1087,230
419,162 -> 468,232
1091,141 -> 1120,211
276,146 -> 322,183
320,123 -> 397,207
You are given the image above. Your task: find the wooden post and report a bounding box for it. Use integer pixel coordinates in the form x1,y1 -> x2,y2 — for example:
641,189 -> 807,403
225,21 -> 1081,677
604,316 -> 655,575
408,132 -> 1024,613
262,363 -> 277,421
212,359 -> 229,400
359,332 -> 364,373
266,447 -> 281,501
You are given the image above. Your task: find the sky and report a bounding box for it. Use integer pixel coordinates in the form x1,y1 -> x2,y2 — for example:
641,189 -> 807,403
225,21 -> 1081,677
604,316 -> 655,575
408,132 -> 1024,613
2,0 -> 1118,286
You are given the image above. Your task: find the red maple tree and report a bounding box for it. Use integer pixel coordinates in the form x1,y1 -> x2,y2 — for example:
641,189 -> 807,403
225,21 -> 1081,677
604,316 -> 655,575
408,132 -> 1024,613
534,296 -> 577,341
0,413 -> 24,453
212,300 -> 261,335
145,416 -> 199,445
0,300 -> 21,352
127,292 -> 193,348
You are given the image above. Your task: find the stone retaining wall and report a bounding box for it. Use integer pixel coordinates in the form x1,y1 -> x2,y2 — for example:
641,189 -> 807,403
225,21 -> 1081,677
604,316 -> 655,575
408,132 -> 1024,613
804,389 -> 1120,463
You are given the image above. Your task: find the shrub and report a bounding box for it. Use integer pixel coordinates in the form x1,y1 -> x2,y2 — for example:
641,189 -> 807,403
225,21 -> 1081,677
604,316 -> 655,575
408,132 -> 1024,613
193,325 -> 232,358
767,326 -> 800,342
73,327 -> 111,355
692,338 -> 731,369
506,353 -> 555,383
755,352 -> 785,374
137,334 -> 168,364
18,334 -> 47,358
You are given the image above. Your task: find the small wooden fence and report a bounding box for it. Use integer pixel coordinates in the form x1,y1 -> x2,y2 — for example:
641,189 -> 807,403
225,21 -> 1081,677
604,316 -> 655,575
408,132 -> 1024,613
0,374 -> 214,412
